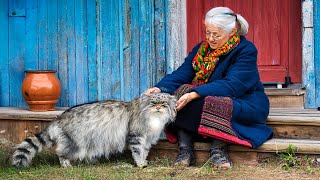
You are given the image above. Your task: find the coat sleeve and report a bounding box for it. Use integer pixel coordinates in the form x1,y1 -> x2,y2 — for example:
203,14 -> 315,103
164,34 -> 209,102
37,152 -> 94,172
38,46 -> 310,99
192,42 -> 260,98
154,42 -> 202,94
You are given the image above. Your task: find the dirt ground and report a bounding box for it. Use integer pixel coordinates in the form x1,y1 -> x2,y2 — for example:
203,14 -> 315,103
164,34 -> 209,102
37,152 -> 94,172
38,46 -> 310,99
1,138 -> 320,180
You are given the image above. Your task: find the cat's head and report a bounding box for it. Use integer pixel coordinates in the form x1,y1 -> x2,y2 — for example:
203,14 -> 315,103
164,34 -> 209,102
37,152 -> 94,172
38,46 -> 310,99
140,93 -> 177,122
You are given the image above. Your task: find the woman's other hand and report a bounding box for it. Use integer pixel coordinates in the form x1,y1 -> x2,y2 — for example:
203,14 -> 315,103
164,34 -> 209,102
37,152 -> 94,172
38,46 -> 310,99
176,92 -> 200,111
144,87 -> 161,95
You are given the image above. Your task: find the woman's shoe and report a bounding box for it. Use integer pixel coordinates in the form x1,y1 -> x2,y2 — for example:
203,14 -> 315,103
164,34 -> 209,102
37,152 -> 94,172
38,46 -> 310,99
174,147 -> 195,166
208,147 -> 231,169
174,129 -> 195,166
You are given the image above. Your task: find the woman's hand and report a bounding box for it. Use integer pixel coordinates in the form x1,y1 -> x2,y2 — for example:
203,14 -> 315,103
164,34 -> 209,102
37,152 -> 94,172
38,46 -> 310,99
176,92 -> 200,111
144,87 -> 161,95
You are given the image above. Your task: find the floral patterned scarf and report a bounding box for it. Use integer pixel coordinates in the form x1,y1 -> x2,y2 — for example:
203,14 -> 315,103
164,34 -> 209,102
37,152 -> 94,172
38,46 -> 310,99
192,34 -> 240,85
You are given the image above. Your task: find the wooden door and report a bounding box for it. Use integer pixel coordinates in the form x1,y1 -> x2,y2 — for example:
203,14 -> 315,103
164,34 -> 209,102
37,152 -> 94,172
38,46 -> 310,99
186,0 -> 302,84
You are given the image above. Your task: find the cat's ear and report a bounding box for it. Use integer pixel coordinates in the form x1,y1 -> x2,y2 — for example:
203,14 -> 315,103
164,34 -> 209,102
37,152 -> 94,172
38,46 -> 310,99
170,95 -> 178,102
140,93 -> 150,101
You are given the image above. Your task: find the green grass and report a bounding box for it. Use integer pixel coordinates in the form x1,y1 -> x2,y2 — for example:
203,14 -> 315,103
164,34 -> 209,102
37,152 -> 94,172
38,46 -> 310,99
1,141 -> 320,180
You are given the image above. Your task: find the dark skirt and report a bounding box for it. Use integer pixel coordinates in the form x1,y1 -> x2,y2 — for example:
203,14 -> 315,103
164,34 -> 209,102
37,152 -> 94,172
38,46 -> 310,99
167,84 -> 253,147
166,95 -> 254,147
173,97 -> 205,133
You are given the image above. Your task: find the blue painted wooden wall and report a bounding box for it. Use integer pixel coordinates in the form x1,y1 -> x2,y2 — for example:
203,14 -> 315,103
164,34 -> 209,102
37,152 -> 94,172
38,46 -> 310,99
314,0 -> 320,108
0,0 -> 169,107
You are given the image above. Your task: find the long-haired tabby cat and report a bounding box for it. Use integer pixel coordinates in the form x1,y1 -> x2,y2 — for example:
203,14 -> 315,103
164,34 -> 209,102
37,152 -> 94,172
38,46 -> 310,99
12,93 -> 177,168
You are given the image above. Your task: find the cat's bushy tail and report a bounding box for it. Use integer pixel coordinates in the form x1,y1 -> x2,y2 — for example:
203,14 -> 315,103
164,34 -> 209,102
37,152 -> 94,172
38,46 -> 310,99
11,130 -> 53,167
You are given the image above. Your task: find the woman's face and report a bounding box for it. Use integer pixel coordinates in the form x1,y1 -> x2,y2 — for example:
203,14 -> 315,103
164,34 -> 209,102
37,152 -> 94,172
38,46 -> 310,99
205,24 -> 236,49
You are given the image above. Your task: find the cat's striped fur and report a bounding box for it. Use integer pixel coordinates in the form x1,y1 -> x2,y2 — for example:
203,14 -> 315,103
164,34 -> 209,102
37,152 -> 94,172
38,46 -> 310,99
12,93 -> 177,168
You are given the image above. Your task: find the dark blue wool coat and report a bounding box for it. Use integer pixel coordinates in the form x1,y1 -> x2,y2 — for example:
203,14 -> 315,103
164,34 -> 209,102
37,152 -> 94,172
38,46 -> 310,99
155,36 -> 273,148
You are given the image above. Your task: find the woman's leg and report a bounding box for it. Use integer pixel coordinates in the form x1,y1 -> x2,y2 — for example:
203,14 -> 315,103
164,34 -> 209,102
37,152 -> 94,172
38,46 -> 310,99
174,128 -> 195,166
208,138 -> 231,168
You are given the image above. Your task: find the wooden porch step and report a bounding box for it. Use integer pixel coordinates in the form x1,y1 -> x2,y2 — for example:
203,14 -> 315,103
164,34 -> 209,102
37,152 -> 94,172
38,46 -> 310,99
1,107 -> 320,142
267,108 -> 320,139
1,107 -> 320,165
149,138 -> 320,165
265,88 -> 305,109
0,107 -> 67,121
154,138 -> 320,154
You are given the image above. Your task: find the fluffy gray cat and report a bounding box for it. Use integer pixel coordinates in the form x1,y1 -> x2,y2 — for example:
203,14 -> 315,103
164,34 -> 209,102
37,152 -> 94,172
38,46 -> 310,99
12,93 -> 177,168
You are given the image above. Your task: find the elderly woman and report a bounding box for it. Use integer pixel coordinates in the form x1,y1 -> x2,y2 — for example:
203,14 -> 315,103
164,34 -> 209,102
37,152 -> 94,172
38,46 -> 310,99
145,7 -> 273,168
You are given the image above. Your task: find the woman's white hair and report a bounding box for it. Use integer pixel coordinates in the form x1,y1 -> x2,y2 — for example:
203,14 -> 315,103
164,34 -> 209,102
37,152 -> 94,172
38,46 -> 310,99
205,7 -> 249,36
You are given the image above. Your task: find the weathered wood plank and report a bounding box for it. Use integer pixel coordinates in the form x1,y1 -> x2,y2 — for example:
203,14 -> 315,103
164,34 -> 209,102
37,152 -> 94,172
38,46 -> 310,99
87,0 -> 99,102
269,108 -> 319,113
8,0 -> 26,107
139,0 -> 154,92
101,0 -> 121,100
271,125 -> 320,139
75,0 -> 89,104
302,0 -> 315,108
8,0 -> 25,17
149,138 -> 320,165
265,88 -> 305,96
302,1 -> 313,28
167,0 -> 187,71
0,120 -> 12,142
25,0 -> 38,71
67,0 -> 76,106
119,0 -> 125,99
1,106 -> 319,122
231,138 -> 320,154
267,116 -> 320,126
38,0 -> 49,70
25,120 -> 43,138
314,0 -> 320,108
130,0 -> 141,98
0,119 -> 51,143
47,0 -> 59,73
122,0 -> 133,101
57,0 -> 69,106
269,113 -> 320,117
0,0 -> 9,106
0,107 -> 66,121
269,95 -> 304,108
149,147 -> 259,165
154,0 -> 166,83
154,138 -> 320,155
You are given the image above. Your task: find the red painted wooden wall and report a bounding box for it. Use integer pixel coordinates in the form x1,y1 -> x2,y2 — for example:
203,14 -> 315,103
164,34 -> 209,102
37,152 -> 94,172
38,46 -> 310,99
186,0 -> 302,84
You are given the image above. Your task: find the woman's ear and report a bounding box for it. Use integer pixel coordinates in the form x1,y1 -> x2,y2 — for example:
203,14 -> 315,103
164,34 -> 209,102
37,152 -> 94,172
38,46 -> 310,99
230,27 -> 237,37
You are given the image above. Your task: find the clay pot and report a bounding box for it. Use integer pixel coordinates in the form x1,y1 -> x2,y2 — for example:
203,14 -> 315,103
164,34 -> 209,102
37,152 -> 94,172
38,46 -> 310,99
22,70 -> 62,111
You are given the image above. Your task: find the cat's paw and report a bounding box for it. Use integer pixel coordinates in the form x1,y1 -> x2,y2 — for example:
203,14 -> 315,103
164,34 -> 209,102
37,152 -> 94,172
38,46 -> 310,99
136,162 -> 148,168
59,158 -> 72,168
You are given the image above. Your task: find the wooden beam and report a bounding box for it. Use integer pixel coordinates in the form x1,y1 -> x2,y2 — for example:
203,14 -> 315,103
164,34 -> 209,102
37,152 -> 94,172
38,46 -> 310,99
0,107 -> 66,121
153,138 -> 320,155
